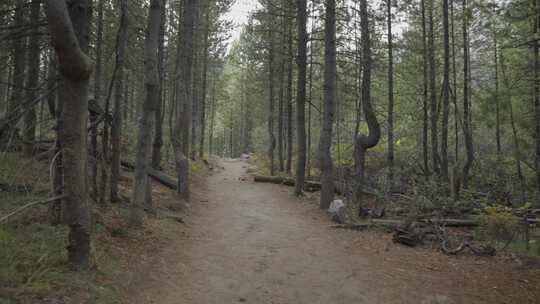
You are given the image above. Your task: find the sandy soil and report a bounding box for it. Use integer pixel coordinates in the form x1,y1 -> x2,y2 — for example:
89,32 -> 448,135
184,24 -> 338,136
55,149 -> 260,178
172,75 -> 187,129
124,160 -> 540,304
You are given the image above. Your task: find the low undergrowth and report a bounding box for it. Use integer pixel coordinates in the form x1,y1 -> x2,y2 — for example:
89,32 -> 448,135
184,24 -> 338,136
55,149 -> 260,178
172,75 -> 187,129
0,152 -> 185,303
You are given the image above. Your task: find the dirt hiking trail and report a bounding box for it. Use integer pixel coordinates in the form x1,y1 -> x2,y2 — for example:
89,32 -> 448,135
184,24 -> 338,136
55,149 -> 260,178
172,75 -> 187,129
125,160 -> 539,304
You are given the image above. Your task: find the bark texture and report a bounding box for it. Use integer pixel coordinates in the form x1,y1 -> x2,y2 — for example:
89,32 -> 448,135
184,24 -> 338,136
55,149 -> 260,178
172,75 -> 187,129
45,0 -> 93,269
295,0 -> 308,196
130,0 -> 163,226
319,0 -> 336,210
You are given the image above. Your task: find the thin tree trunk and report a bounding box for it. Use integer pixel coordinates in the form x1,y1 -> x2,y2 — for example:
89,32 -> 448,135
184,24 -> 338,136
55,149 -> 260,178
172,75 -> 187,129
441,0 -> 451,183
320,0 -> 336,210
451,0 -> 459,163
278,53 -> 285,172
462,0 -> 474,189
23,0 -> 41,157
386,0 -> 395,187
152,0 -> 167,169
295,0 -> 308,196
421,0 -> 429,179
199,6 -> 210,159
286,19 -> 294,175
429,0 -> 440,176
4,0 -> 26,139
110,0 -> 129,203
46,0 -> 93,270
209,69 -> 216,155
93,0 -> 104,204
494,34 -> 501,156
130,0 -> 163,226
268,19 -> 276,176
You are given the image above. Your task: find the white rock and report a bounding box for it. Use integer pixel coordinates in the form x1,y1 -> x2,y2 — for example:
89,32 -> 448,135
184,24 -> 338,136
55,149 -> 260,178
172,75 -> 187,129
328,199 -> 345,214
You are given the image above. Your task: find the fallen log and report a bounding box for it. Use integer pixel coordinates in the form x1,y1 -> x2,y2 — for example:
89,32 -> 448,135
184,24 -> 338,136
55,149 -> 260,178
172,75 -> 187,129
148,168 -> 177,190
121,160 -> 177,190
252,175 -> 378,197
253,175 -> 321,192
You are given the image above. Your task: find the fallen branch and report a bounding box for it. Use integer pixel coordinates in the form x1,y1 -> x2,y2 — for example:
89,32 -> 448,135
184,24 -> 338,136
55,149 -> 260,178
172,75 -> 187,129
253,175 -> 328,193
0,195 -> 66,223
121,160 -> 177,190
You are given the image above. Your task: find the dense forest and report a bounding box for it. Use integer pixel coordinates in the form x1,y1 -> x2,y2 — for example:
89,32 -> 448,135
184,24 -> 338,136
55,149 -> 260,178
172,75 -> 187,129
1,0 -> 540,302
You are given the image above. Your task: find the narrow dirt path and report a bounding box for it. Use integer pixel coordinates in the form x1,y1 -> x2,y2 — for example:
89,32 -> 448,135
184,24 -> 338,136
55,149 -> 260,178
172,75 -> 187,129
125,160 -> 539,304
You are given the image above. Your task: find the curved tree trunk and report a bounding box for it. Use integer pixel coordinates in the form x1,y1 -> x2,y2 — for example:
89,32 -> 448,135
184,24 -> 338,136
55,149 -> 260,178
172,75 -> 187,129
355,0 -> 381,205
45,0 -> 93,270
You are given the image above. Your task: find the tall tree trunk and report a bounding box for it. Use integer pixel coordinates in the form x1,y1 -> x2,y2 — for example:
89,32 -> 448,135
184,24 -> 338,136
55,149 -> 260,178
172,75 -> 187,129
386,0 -> 395,187
421,0 -> 429,179
533,0 -> 540,194
286,19 -> 294,175
110,0 -> 129,203
462,0 -> 474,189
278,44 -> 285,172
4,0 -> 26,139
199,6 -> 210,159
451,0 -> 459,163
320,0 -> 336,210
46,0 -> 93,270
441,0 -> 450,183
209,70 -> 217,155
130,0 -> 163,226
152,0 -> 167,169
429,0 -> 440,176
173,0 -> 196,200
355,0 -> 381,205
295,0 -> 308,196
494,34 -> 501,156
267,13 -> 276,176
23,0 -> 42,157
92,0 -> 104,204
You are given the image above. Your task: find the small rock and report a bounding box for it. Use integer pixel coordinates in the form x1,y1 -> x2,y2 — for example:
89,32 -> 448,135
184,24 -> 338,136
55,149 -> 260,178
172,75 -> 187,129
328,200 -> 347,224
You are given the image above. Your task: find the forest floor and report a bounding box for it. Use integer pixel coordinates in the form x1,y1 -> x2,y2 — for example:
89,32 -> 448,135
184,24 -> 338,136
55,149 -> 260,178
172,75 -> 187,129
121,159 -> 540,304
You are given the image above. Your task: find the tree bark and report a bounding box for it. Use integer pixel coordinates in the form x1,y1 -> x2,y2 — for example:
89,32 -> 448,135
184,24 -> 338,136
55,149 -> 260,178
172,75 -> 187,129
533,0 -> 540,195
386,0 -> 395,187
23,0 -> 42,157
110,0 -> 129,203
45,0 -> 93,270
130,0 -> 163,226
152,0 -> 167,169
428,0 -> 440,177
295,0 -> 308,196
267,14 -> 276,176
462,0 -> 474,189
92,0 -> 104,204
319,0 -> 336,210
421,0 -> 429,179
173,0 -> 196,200
355,0 -> 381,205
441,0 -> 451,183
286,11 -> 294,175
199,5 -> 210,159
